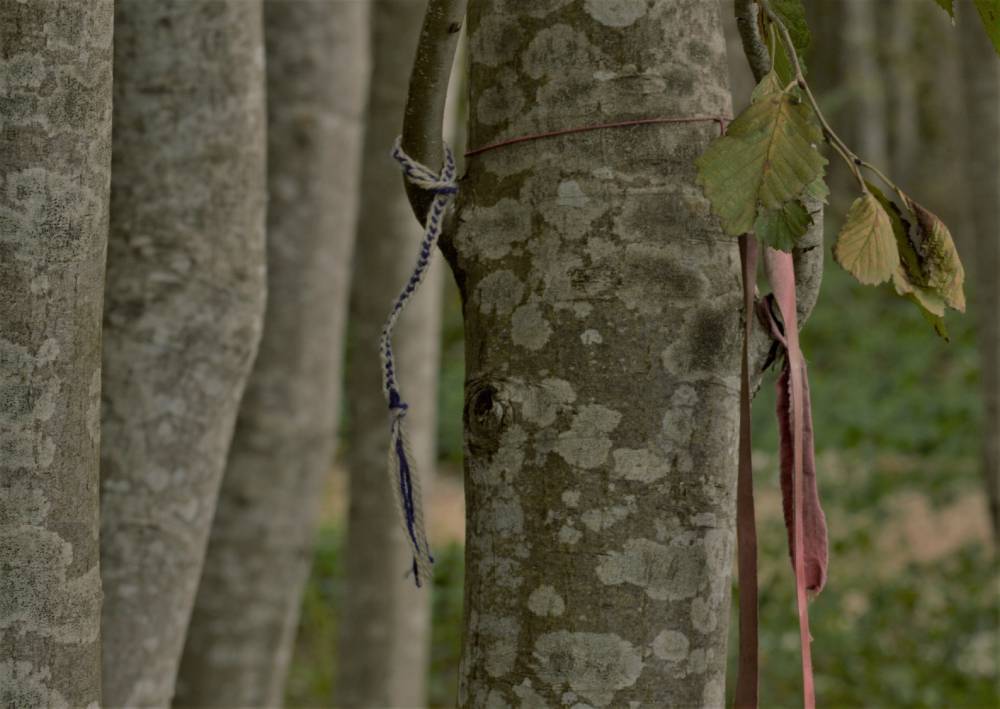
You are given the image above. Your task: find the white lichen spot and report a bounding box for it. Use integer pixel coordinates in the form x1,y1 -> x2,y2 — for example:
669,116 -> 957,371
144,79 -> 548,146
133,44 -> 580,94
528,585 -> 565,617
460,198 -> 531,260
556,180 -> 589,207
691,512 -> 717,527
0,661 -> 69,709
580,499 -> 635,532
687,648 -> 708,675
595,538 -> 702,601
651,630 -> 690,662
658,385 -> 699,474
611,448 -> 669,483
532,631 -> 643,707
477,270 -> 526,316
554,405 -> 622,469
36,338 -> 59,366
561,691 -> 578,705
561,490 -> 581,508
512,303 -> 552,351
486,689 -> 512,709
514,679 -> 550,708
481,614 -> 520,678
583,0 -> 648,27
691,596 -> 717,634
703,676 -> 726,708
593,69 -> 617,81
514,378 -> 576,427
558,524 -> 582,545
580,329 -> 602,345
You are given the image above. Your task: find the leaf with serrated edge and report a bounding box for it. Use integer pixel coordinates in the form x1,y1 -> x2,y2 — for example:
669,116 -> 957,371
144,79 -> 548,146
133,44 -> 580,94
974,0 -> 1000,55
696,71 -> 827,235
803,176 -> 829,205
897,193 -> 966,312
833,193 -> 899,285
755,200 -> 812,252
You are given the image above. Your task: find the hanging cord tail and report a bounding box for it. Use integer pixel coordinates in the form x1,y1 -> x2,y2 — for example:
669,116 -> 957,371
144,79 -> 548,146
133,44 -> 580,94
379,137 -> 457,587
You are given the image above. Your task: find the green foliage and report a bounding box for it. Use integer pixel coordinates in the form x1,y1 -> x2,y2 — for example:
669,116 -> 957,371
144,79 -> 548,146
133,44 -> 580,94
973,0 -> 1000,54
770,0 -> 810,82
932,0 -> 956,17
696,70 -> 827,244
754,199 -> 813,252
931,0 -> 1000,55
833,193 -> 899,285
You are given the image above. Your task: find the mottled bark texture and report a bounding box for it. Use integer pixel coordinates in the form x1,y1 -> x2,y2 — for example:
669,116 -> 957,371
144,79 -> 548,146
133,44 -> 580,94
99,3 -> 267,705
174,2 -> 370,705
0,3 -> 113,707
335,2 -> 442,706
959,0 -> 1000,542
453,2 -> 738,706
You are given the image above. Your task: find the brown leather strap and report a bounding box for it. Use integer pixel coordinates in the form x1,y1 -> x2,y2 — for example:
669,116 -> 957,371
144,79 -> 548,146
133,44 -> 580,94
734,234 -> 759,709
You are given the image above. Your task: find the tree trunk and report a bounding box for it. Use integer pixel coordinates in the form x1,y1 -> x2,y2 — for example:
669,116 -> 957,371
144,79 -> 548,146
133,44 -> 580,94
959,0 -> 1000,542
452,2 -> 738,706
174,2 -> 370,705
335,2 -> 442,706
885,0 -> 918,182
99,3 -> 267,705
0,3 -> 113,706
843,0 -> 888,173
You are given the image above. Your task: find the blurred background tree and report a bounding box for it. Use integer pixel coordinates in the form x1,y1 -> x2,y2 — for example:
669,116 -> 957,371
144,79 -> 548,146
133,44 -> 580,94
286,1 -> 997,707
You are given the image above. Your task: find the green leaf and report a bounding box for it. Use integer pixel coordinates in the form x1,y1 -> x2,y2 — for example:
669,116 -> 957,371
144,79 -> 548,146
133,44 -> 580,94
897,192 -> 966,312
803,176 -> 829,205
754,199 -> 812,252
932,0 -> 955,18
696,71 -> 827,235
771,0 -> 811,54
833,192 -> 900,285
973,0 -> 1000,56
769,0 -> 810,83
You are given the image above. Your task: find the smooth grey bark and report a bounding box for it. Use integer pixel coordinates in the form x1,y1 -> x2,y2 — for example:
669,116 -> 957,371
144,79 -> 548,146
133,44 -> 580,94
452,2 -> 738,706
99,3 -> 267,705
0,3 -> 113,706
885,0 -> 918,181
959,0 -> 1000,542
174,2 -> 370,705
843,0 -> 888,173
334,2 -> 442,706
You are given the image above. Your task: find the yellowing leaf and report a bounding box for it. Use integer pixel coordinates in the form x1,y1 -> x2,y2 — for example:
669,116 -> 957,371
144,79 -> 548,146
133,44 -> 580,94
754,199 -> 812,252
898,194 -> 966,312
833,193 -> 899,285
696,71 -> 827,235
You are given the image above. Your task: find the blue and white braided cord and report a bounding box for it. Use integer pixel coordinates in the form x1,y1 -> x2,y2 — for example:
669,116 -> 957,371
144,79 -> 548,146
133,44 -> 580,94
380,137 -> 457,587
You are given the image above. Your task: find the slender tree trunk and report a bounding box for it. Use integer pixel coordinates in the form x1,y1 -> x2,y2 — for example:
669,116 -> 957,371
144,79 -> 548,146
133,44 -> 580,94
452,2 -> 738,706
885,0 -> 918,181
99,3 -> 267,705
843,0 -> 888,173
174,2 -> 370,705
335,2 -> 442,705
0,3 -> 113,706
959,0 -> 1000,542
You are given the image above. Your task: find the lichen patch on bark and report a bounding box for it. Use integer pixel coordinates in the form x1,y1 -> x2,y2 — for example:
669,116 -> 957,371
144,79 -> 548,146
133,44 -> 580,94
532,631 -> 643,708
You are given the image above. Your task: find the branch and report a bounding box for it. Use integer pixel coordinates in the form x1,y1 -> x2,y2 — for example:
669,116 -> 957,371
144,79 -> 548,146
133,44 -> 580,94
401,0 -> 467,225
734,0 -> 824,377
